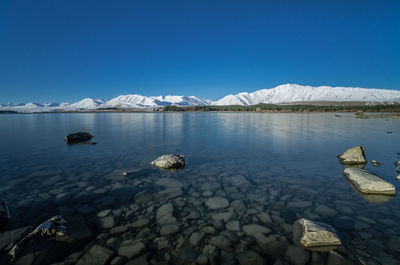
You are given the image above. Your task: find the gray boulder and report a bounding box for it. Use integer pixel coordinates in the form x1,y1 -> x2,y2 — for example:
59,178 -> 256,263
338,146 -> 367,165
344,168 -> 395,195
292,218 -> 341,251
151,154 -> 185,169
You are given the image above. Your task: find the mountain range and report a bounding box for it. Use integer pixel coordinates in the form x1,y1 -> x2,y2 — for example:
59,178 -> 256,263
2,84 -> 400,113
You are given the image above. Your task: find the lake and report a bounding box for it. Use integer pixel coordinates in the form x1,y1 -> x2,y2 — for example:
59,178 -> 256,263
0,113 -> 399,265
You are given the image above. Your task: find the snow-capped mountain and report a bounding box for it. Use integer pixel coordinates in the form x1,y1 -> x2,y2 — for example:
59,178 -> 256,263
150,95 -> 213,106
1,84 -> 400,113
66,98 -> 105,110
99,94 -> 160,108
98,94 -> 211,108
0,94 -> 212,113
214,84 -> 400,105
0,102 -> 70,113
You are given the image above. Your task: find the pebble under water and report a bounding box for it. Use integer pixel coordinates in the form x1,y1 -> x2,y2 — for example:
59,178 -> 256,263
0,112 -> 399,265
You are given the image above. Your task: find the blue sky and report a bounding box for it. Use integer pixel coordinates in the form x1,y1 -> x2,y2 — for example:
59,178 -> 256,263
1,0 -> 399,103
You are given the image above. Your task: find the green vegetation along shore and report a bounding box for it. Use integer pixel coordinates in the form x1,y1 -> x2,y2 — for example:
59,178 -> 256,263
163,104 -> 400,113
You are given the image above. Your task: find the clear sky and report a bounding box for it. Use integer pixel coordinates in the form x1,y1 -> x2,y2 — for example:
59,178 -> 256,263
1,0 -> 399,103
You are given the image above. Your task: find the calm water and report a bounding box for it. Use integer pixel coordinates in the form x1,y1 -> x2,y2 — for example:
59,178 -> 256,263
0,113 -> 399,265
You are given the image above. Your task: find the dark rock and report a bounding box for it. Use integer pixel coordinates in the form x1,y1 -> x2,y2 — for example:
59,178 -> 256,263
76,245 -> 115,265
221,250 -> 236,265
284,245 -> 310,265
118,241 -> 145,259
210,235 -> 232,249
255,234 -> 288,258
160,224 -> 180,236
176,247 -> 196,265
326,250 -> 353,265
9,216 -> 67,260
125,253 -> 149,265
0,200 -> 11,231
64,132 -> 93,143
236,250 -> 264,265
0,226 -> 32,251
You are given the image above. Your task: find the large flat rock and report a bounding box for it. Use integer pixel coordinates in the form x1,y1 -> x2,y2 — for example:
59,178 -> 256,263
344,168 -> 395,195
293,219 -> 341,251
338,146 -> 367,165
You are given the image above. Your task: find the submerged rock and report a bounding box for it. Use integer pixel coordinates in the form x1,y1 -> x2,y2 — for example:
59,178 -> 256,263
242,224 -> 271,237
344,168 -> 396,195
292,218 -> 341,251
210,235 -> 232,249
0,200 -> 11,231
205,197 -> 229,210
64,132 -> 93,143
151,154 -> 185,169
284,245 -> 310,265
118,241 -> 145,259
160,224 -> 180,236
76,245 -> 115,265
338,146 -> 367,165
8,215 -> 67,260
0,226 -> 32,251
236,250 -> 264,265
156,203 -> 176,225
254,234 -> 289,258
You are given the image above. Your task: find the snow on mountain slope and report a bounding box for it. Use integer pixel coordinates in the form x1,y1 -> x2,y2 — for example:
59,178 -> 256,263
100,94 -> 211,108
150,95 -> 212,106
99,94 -> 159,108
2,84 -> 400,113
214,84 -> 400,105
0,100 -> 103,113
66,98 -> 105,110
1,103 -> 46,113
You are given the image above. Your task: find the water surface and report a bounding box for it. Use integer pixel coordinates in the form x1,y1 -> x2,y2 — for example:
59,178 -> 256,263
0,113 -> 399,265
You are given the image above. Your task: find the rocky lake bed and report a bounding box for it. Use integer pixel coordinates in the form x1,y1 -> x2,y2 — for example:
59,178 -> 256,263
0,113 -> 399,265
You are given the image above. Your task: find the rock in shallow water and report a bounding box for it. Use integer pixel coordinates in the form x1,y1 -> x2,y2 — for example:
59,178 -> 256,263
8,215 -> 67,260
0,200 -> 11,231
236,250 -> 264,265
242,224 -> 271,237
210,235 -> 232,249
189,231 -> 205,247
254,234 -> 288,258
151,154 -> 185,169
64,132 -> 93,143
118,241 -> 145,259
293,218 -> 341,251
205,197 -> 229,210
284,245 -> 310,265
76,245 -> 115,265
160,224 -> 180,236
156,203 -> 176,225
338,146 -> 367,165
344,168 -> 396,195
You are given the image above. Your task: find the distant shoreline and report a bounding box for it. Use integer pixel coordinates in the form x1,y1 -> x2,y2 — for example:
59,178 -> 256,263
2,103 -> 400,114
